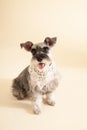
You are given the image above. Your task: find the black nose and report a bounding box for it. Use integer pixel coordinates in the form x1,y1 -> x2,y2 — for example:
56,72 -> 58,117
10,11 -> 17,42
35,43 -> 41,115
37,57 -> 42,62
36,54 -> 47,62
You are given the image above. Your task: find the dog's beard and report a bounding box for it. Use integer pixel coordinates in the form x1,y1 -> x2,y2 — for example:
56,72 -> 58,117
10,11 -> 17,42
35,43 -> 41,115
30,58 -> 52,72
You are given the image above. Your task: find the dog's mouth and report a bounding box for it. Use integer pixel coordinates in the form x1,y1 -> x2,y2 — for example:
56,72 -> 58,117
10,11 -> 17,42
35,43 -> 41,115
38,63 -> 45,69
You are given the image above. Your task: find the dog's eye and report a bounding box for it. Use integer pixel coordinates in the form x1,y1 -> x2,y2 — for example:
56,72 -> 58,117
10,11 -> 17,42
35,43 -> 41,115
31,48 -> 36,55
43,47 -> 49,53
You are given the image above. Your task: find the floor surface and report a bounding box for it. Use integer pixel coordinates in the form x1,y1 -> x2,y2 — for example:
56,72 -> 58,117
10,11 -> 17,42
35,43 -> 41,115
0,68 -> 87,130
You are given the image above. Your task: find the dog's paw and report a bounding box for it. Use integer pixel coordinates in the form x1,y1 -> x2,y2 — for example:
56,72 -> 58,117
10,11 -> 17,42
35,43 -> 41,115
33,104 -> 41,115
34,109 -> 41,115
47,99 -> 55,106
46,93 -> 55,106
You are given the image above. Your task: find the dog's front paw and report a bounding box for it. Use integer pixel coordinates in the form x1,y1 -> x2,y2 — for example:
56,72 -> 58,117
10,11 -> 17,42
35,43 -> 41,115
46,93 -> 55,106
47,99 -> 55,106
33,105 -> 41,115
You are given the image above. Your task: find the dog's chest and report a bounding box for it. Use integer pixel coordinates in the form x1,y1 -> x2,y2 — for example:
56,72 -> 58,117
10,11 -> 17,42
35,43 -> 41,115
28,67 -> 54,88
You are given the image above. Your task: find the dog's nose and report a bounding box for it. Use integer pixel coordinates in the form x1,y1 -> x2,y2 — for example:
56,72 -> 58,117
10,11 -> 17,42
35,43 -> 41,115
36,56 -> 43,62
37,58 -> 42,62
36,54 -> 46,62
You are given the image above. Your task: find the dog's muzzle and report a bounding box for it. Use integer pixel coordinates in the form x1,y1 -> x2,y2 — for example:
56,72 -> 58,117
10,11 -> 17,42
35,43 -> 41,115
35,54 -> 48,62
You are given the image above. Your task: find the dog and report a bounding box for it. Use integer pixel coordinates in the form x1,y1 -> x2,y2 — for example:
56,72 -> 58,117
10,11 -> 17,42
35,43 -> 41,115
12,37 -> 60,114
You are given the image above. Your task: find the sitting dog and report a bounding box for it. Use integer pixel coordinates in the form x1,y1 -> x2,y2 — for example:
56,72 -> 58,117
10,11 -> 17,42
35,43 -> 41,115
12,37 -> 60,114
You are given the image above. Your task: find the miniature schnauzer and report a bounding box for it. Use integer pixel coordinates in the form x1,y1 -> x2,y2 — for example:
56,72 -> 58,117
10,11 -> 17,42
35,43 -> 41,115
12,37 -> 60,114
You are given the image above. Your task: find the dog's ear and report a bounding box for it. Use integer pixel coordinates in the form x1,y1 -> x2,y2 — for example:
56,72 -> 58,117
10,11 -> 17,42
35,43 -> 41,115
44,37 -> 57,47
20,41 -> 33,51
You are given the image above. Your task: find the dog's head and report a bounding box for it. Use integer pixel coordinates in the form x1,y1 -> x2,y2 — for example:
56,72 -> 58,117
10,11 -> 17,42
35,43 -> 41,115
20,37 -> 57,71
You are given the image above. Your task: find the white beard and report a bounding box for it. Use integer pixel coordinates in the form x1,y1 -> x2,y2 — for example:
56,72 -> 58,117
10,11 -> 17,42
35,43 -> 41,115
28,62 -> 58,90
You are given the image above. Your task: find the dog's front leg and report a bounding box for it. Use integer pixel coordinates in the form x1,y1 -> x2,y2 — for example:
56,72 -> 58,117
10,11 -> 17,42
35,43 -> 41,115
46,92 -> 55,106
32,93 -> 42,114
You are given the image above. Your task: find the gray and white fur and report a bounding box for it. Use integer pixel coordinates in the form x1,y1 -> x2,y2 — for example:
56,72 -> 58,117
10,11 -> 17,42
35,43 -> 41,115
12,37 -> 60,114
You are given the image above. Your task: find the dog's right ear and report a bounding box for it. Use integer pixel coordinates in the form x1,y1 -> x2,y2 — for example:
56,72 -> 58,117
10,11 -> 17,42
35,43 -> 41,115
44,37 -> 57,47
20,41 -> 33,51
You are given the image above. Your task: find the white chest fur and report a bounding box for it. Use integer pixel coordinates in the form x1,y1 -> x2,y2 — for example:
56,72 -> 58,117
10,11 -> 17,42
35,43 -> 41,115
28,63 -> 57,89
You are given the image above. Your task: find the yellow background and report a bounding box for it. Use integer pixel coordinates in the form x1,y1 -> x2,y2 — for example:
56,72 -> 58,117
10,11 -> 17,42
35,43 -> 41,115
0,0 -> 87,78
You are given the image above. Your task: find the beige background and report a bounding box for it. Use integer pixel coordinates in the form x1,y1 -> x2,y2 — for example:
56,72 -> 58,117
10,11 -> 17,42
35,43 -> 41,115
0,0 -> 87,130
0,0 -> 87,78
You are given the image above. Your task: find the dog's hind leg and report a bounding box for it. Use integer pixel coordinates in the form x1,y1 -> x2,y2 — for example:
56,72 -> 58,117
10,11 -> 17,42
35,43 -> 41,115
12,77 -> 29,100
12,66 -> 30,100
12,78 -> 29,100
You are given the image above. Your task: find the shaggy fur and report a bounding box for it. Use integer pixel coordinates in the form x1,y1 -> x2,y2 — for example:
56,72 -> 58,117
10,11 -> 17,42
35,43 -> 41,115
12,37 -> 60,114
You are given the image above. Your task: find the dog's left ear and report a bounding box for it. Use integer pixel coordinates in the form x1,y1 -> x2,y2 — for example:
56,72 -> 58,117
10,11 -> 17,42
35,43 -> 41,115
44,37 -> 57,47
20,41 -> 33,51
